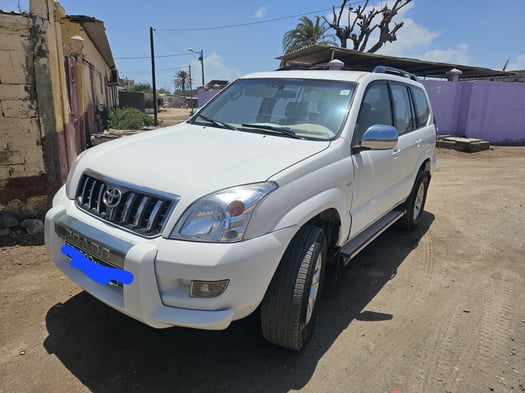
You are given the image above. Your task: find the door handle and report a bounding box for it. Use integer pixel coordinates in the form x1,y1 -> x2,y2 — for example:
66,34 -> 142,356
392,148 -> 401,157
415,138 -> 423,146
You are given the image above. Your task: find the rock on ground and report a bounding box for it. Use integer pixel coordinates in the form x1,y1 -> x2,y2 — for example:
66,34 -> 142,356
20,219 -> 44,235
0,213 -> 19,229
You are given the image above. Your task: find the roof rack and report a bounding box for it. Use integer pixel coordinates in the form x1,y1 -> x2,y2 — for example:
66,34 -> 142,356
276,65 -> 321,71
275,62 -> 353,71
373,66 -> 418,81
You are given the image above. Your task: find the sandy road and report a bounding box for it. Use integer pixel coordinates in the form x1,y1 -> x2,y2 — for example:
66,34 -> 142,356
1,146 -> 524,393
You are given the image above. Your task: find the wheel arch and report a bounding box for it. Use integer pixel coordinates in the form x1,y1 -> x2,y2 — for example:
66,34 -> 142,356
304,208 -> 341,263
420,158 -> 432,177
271,188 -> 348,243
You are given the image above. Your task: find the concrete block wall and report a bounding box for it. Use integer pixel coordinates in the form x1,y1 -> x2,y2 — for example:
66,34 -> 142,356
1,0 -> 119,217
422,79 -> 525,144
0,13 -> 47,214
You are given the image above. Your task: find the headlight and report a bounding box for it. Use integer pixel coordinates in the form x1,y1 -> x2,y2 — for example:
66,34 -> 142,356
170,182 -> 277,242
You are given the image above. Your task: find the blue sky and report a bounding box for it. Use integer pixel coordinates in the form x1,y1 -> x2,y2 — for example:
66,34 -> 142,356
2,0 -> 524,92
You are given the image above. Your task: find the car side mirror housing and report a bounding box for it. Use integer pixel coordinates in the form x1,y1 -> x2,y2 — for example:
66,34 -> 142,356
360,124 -> 398,150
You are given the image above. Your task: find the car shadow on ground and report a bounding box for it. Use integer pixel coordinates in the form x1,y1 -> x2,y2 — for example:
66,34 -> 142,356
43,212 -> 434,393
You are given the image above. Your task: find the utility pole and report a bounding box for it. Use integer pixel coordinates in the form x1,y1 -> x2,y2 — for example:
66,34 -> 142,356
150,26 -> 158,126
188,48 -> 205,86
198,49 -> 204,87
188,65 -> 193,113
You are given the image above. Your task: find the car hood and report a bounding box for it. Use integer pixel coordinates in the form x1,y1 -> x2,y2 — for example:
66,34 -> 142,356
73,123 -> 329,201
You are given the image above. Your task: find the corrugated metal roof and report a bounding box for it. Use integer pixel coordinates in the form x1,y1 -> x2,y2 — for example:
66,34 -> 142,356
66,15 -> 115,69
277,45 -> 515,80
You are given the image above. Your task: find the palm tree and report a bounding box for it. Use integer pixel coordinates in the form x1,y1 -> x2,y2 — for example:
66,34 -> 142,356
282,16 -> 335,54
173,70 -> 189,93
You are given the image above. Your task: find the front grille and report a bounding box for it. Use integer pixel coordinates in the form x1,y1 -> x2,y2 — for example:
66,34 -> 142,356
75,171 -> 178,237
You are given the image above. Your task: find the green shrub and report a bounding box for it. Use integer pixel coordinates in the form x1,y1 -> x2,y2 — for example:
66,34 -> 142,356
98,106 -> 110,130
143,113 -> 154,127
108,107 -> 154,130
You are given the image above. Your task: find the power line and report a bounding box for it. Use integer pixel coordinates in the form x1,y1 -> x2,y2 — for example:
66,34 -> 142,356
115,52 -> 193,60
154,30 -> 187,54
156,7 -> 335,32
121,65 -> 188,75
116,4 -> 368,61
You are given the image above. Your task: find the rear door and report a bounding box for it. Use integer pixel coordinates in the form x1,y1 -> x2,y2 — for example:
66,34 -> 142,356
390,82 -> 421,197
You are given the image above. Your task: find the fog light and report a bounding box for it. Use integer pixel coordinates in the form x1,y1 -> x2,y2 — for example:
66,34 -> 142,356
190,280 -> 229,298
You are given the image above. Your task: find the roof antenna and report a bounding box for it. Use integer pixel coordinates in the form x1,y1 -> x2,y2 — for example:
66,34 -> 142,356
502,59 -> 509,71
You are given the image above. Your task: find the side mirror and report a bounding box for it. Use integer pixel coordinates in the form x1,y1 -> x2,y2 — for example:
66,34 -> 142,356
360,125 -> 398,150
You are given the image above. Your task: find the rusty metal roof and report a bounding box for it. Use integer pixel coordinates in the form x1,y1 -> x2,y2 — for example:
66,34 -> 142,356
277,45 -> 515,80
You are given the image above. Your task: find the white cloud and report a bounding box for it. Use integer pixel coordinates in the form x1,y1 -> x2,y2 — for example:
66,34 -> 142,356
254,6 -> 267,19
371,1 -> 438,55
507,54 -> 525,71
190,53 -> 242,84
378,17 -> 440,56
420,44 -> 470,65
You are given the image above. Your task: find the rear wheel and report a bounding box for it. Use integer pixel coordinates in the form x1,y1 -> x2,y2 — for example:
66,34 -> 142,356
399,171 -> 430,230
261,225 -> 327,350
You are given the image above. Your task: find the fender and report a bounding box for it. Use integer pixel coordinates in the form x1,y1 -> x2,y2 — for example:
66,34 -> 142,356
272,187 -> 351,246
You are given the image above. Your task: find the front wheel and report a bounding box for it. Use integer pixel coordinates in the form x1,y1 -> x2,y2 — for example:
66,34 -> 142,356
260,225 -> 327,350
399,171 -> 430,230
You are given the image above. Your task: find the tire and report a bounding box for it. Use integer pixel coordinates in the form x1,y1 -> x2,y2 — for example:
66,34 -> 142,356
260,225 -> 327,351
398,171 -> 430,230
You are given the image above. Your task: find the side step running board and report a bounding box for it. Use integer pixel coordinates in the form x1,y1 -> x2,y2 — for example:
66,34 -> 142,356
341,210 -> 406,265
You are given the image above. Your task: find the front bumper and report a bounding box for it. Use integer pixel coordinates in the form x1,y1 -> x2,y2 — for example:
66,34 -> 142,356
45,191 -> 293,330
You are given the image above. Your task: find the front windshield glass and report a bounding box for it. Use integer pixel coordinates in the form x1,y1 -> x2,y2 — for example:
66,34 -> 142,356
190,78 -> 356,140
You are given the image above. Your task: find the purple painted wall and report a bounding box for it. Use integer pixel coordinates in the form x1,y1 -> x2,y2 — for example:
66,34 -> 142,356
197,84 -> 228,108
197,88 -> 220,108
422,79 -> 525,144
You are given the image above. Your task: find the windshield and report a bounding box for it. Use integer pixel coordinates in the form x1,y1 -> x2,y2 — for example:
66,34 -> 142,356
190,78 -> 356,140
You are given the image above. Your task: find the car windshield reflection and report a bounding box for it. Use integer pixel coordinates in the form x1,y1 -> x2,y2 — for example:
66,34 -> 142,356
190,78 -> 356,140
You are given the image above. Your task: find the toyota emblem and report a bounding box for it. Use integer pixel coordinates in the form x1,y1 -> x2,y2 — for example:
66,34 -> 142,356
103,187 -> 122,208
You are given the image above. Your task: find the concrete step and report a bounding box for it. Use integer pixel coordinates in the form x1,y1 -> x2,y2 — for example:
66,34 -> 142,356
436,136 -> 490,153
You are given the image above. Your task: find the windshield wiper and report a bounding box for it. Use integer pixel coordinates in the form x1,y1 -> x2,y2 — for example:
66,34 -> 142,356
196,114 -> 238,130
241,123 -> 303,139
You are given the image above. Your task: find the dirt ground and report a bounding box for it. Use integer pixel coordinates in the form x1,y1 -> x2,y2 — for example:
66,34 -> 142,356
1,146 -> 524,393
157,107 -> 194,127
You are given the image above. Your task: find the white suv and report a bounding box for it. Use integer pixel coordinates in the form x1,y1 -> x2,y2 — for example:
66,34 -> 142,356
45,65 -> 436,350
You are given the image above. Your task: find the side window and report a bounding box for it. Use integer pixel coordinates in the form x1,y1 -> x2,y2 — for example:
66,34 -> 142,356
410,86 -> 431,128
354,81 -> 393,144
390,83 -> 414,136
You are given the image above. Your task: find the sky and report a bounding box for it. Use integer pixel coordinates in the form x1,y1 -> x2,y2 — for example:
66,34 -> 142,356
2,0 -> 524,92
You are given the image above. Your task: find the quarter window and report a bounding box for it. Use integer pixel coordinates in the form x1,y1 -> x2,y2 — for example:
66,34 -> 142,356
410,87 -> 431,128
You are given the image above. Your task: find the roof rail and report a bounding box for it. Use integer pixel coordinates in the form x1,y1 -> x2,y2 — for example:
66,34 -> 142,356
373,66 -> 418,81
275,62 -> 354,71
276,65 -> 320,71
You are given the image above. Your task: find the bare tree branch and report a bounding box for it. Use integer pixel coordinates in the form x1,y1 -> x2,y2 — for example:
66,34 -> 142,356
367,0 -> 411,53
323,0 -> 412,52
323,0 -> 354,48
